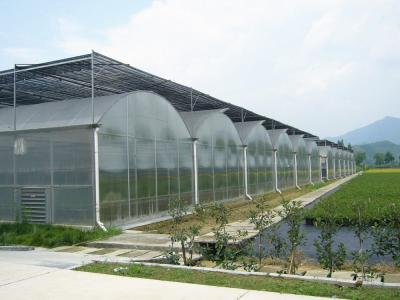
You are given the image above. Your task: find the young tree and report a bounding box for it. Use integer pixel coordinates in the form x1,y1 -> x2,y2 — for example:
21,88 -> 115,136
351,200 -> 372,281
313,211 -> 346,277
249,197 -> 275,269
209,203 -> 247,269
372,203 -> 400,267
168,199 -> 205,266
278,198 -> 305,274
347,143 -> 353,151
373,153 -> 385,165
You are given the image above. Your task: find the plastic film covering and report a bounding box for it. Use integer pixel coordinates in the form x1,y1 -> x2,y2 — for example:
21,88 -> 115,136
334,149 -> 342,177
0,128 -> 94,225
341,150 -> 347,176
180,110 -> 243,203
289,135 -> 309,187
327,147 -> 335,179
98,91 -> 192,227
268,129 -> 294,190
305,140 -> 321,183
234,121 -> 274,196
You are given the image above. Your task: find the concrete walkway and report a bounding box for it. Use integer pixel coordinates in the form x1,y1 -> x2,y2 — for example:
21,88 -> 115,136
0,250 -> 333,300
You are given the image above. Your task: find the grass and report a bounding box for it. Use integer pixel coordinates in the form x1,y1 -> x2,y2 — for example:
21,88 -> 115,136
0,222 -> 121,248
76,262 -> 400,300
134,181 -> 335,234
306,169 -> 400,225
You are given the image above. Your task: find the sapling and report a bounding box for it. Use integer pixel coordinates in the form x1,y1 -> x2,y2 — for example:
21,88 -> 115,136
313,214 -> 346,278
278,198 -> 305,274
249,196 -> 275,269
351,200 -> 373,281
372,203 -> 400,267
167,198 -> 205,266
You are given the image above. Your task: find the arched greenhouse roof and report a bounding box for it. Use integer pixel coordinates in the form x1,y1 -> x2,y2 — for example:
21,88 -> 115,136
233,120 -> 271,145
288,135 -> 306,153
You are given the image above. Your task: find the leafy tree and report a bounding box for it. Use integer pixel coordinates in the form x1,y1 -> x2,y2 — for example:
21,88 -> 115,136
167,199 -> 205,266
351,200 -> 373,281
209,203 -> 246,269
384,151 -> 395,164
372,203 -> 400,267
347,143 -> 353,151
249,196 -> 275,269
354,151 -> 366,166
373,153 -> 385,165
313,206 -> 346,278
337,139 -> 344,147
278,198 -> 305,274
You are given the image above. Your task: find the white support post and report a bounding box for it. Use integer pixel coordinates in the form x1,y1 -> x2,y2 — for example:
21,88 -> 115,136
308,154 -> 313,185
326,157 -> 329,180
243,146 -> 252,200
94,128 -> 106,231
274,150 -> 281,194
192,139 -> 199,205
294,153 -> 301,189
332,158 -> 336,179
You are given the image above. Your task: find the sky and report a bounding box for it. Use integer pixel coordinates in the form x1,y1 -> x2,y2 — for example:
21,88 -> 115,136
1,0 -> 399,137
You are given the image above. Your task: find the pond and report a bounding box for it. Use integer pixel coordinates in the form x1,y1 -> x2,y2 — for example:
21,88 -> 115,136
253,222 -> 391,264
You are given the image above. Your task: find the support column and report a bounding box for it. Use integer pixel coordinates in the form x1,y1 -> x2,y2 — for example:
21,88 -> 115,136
274,150 -> 281,193
326,157 -> 329,180
308,154 -> 313,184
243,146 -> 252,200
94,127 -> 106,231
333,158 -> 336,179
294,152 -> 300,189
192,139 -> 199,205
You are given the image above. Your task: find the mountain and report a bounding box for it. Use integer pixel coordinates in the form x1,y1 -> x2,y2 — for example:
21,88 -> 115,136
354,141 -> 400,164
329,116 -> 400,145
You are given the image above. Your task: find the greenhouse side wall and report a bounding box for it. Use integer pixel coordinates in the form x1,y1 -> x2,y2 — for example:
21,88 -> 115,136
193,113 -> 244,203
0,128 -> 95,226
246,128 -> 274,195
276,134 -> 295,190
97,92 -> 193,227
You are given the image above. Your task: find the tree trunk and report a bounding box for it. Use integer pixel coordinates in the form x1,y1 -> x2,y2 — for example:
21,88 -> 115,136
181,240 -> 187,265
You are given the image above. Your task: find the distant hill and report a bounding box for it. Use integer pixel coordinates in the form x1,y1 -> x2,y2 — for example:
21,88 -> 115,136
354,141 -> 400,164
329,116 -> 400,145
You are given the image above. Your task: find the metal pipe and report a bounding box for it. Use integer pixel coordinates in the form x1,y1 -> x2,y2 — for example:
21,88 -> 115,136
91,50 -> 95,124
13,65 -> 16,130
94,127 -> 106,231
192,139 -> 199,205
294,153 -> 301,190
274,150 -> 282,194
243,146 -> 252,200
309,156 -> 312,184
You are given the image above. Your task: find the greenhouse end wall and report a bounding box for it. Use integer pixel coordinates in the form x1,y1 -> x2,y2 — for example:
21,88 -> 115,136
0,127 -> 95,226
97,92 -> 193,227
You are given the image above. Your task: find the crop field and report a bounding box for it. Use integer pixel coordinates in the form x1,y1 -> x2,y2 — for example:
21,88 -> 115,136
306,169 -> 400,225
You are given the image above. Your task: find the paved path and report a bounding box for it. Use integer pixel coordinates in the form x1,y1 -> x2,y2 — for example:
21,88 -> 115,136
0,250 -> 333,300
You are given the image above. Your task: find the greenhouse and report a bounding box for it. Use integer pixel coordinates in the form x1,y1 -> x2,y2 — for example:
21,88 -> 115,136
335,148 -> 343,178
0,51 -> 357,228
267,129 -> 294,191
288,135 -> 309,187
179,109 -> 244,204
234,121 -> 274,196
304,139 -> 321,184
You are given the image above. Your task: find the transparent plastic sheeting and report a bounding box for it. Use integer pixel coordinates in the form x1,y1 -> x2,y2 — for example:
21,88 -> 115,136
98,92 -> 193,226
306,140 -> 321,183
235,122 -> 274,196
268,130 -> 295,190
295,138 -> 309,187
184,111 -> 244,204
0,128 -> 94,225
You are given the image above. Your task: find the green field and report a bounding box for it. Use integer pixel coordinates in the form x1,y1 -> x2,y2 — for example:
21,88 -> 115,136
0,223 -> 120,248
306,169 -> 400,225
76,262 -> 400,300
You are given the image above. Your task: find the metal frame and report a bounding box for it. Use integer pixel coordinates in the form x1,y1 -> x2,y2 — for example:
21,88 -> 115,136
1,51 -> 318,138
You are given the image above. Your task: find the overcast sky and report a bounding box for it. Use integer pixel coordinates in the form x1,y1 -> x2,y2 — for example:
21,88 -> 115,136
1,0 -> 399,137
